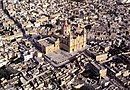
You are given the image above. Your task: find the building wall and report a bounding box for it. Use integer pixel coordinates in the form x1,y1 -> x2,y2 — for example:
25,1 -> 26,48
60,30 -> 86,53
43,39 -> 60,54
69,35 -> 84,53
60,37 -> 70,51
60,43 -> 69,51
100,69 -> 107,78
62,21 -> 71,35
96,53 -> 108,62
45,44 -> 54,54
54,39 -> 60,51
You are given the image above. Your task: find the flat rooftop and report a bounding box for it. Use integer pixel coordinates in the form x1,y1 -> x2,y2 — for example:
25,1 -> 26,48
38,36 -> 58,47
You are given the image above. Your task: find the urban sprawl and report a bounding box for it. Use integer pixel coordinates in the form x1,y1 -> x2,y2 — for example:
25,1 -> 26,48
0,0 -> 130,90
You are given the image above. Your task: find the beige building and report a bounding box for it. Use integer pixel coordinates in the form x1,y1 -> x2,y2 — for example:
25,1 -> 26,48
60,21 -> 86,53
38,20 -> 87,54
38,36 -> 60,54
96,53 -> 108,62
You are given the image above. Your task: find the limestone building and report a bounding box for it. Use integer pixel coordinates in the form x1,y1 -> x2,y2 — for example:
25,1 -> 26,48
60,20 -> 87,53
38,20 -> 87,54
38,36 -> 60,54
